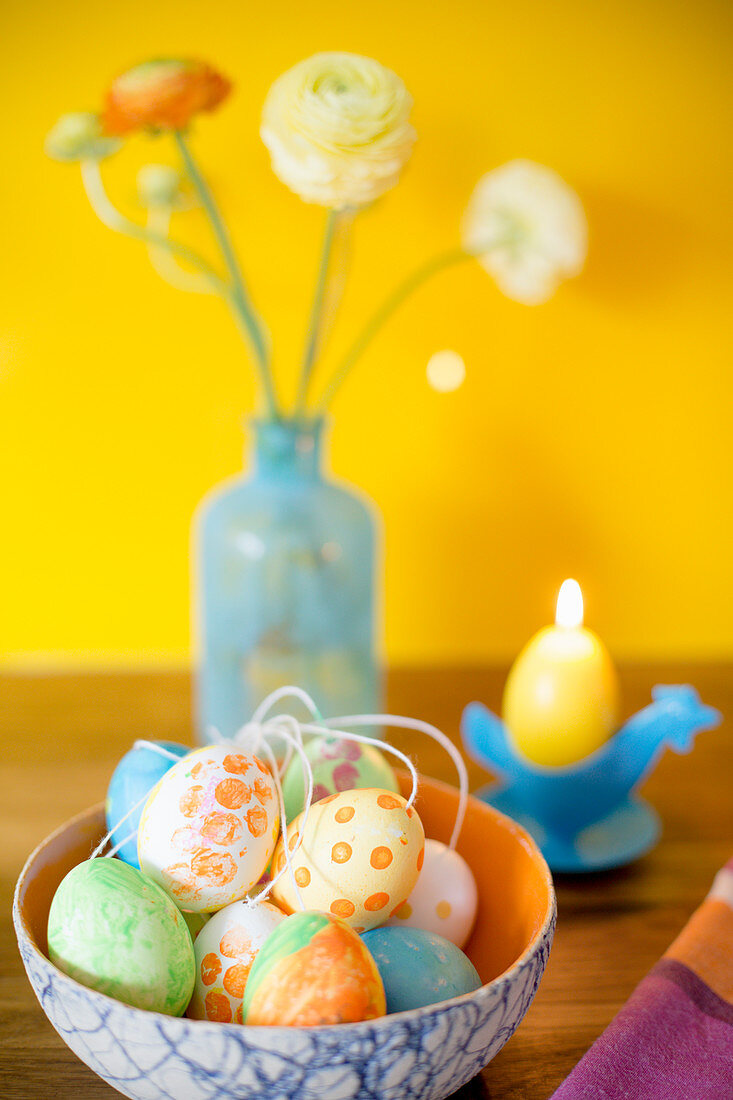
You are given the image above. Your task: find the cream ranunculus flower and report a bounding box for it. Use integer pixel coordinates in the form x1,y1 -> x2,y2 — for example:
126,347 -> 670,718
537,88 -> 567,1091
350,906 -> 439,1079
261,52 -> 416,209
462,160 -> 587,304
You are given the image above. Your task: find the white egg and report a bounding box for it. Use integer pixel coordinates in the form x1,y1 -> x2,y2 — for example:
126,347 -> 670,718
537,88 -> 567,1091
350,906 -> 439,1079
187,899 -> 286,1023
138,745 -> 280,913
386,838 -> 478,948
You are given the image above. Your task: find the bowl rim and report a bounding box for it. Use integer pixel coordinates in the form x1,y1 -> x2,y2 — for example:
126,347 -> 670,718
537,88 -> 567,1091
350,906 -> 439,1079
14,781 -> 556,1034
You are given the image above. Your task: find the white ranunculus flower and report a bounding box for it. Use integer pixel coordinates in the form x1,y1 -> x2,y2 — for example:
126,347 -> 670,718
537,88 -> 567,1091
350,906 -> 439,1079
261,52 -> 416,209
462,160 -> 587,304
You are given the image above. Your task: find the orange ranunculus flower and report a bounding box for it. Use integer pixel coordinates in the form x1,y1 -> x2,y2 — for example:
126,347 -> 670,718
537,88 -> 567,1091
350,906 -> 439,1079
102,59 -> 231,135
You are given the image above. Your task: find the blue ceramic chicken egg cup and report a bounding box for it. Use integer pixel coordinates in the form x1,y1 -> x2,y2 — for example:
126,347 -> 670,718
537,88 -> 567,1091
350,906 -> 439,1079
462,685 -> 721,873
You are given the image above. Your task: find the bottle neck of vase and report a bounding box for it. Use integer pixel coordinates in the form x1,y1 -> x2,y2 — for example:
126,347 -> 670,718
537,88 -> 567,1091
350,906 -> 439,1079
248,417 -> 325,481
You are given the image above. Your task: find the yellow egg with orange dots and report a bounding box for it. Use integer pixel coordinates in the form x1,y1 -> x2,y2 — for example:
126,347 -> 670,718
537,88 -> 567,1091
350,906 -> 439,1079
271,788 -> 425,932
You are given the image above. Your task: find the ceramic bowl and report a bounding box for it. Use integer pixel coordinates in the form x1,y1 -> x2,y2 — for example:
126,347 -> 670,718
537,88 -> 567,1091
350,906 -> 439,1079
14,774 -> 555,1100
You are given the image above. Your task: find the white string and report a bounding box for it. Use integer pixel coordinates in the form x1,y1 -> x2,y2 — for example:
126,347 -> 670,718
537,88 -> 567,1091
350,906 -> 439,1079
90,742 -> 188,859
97,687 -> 468,909
298,721 -> 420,809
132,739 -> 185,762
321,713 -> 469,850
240,722 -> 311,912
104,827 -> 138,859
264,714 -> 315,832
231,687 -> 424,812
231,711 -> 322,910
89,789 -> 152,859
252,685 -> 321,725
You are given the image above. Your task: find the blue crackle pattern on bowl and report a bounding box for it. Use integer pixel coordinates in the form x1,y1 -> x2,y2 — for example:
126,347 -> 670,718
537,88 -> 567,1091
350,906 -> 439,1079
16,908 -> 554,1100
14,787 -> 555,1100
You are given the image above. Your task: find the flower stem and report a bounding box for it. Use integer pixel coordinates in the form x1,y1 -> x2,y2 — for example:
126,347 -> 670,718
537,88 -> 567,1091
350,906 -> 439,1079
80,159 -> 227,289
145,208 -> 221,295
316,247 -> 472,410
173,130 -> 279,418
295,209 -> 340,416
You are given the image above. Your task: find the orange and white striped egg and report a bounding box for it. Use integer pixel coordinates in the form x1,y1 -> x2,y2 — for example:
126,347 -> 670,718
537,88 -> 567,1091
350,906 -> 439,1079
138,745 -> 279,913
187,899 -> 286,1023
271,788 -> 425,932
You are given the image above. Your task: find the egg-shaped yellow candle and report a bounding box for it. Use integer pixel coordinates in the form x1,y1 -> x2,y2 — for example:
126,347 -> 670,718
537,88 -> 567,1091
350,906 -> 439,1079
502,579 -> 619,767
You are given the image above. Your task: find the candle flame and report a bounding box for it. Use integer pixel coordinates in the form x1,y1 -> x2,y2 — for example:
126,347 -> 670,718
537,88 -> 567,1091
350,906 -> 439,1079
556,578 -> 584,628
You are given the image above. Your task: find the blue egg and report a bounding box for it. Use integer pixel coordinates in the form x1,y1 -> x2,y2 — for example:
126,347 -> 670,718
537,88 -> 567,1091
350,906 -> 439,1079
361,926 -> 482,1013
105,740 -> 190,867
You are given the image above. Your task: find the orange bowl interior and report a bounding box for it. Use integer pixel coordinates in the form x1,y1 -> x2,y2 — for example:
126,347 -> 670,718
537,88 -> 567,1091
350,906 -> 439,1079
18,775 -> 553,989
398,772 -> 553,982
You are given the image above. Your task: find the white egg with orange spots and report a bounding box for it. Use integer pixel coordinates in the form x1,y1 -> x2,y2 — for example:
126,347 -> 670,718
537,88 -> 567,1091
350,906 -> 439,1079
187,899 -> 286,1023
387,838 -> 478,948
138,745 -> 279,913
271,788 -> 425,932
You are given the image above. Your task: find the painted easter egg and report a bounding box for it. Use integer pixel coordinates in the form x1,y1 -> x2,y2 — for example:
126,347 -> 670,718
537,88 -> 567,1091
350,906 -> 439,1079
243,911 -> 385,1026
138,745 -> 279,913
187,899 -> 286,1023
387,838 -> 478,948
270,788 -> 425,932
106,740 -> 190,868
281,734 -> 399,822
47,858 -> 195,1015
361,926 -> 482,1013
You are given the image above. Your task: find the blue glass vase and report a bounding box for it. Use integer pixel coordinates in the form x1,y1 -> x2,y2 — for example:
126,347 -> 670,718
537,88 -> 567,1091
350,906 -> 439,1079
194,417 -> 380,740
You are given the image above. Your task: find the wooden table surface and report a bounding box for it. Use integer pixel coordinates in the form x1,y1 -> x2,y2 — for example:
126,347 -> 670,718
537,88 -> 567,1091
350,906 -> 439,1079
1,665 -> 731,1100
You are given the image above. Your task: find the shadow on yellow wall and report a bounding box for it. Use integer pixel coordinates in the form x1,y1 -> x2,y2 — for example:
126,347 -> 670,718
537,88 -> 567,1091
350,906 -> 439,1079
1,0 -> 731,667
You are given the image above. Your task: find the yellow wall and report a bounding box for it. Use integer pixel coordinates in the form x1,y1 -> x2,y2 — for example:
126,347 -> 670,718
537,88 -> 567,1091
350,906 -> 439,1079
2,0 -> 732,668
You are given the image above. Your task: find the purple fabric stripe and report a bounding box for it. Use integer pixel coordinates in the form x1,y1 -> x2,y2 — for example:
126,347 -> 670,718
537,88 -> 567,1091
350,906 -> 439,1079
654,958 -> 733,1026
551,967 -> 733,1100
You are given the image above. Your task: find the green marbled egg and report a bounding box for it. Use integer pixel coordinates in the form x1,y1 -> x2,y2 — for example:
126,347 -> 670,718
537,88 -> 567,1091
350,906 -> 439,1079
281,735 -> 399,822
47,857 -> 195,1015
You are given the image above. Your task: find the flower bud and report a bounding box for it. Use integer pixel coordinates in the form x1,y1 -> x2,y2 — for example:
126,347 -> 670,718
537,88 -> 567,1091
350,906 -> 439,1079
45,112 -> 121,163
137,164 -> 183,207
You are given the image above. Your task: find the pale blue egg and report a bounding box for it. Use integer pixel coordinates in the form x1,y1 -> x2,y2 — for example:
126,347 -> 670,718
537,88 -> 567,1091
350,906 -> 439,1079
105,740 -> 189,867
361,926 -> 482,1013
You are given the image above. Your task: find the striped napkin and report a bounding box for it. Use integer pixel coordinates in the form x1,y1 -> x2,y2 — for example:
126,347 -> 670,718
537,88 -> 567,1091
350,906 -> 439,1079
552,858 -> 733,1100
